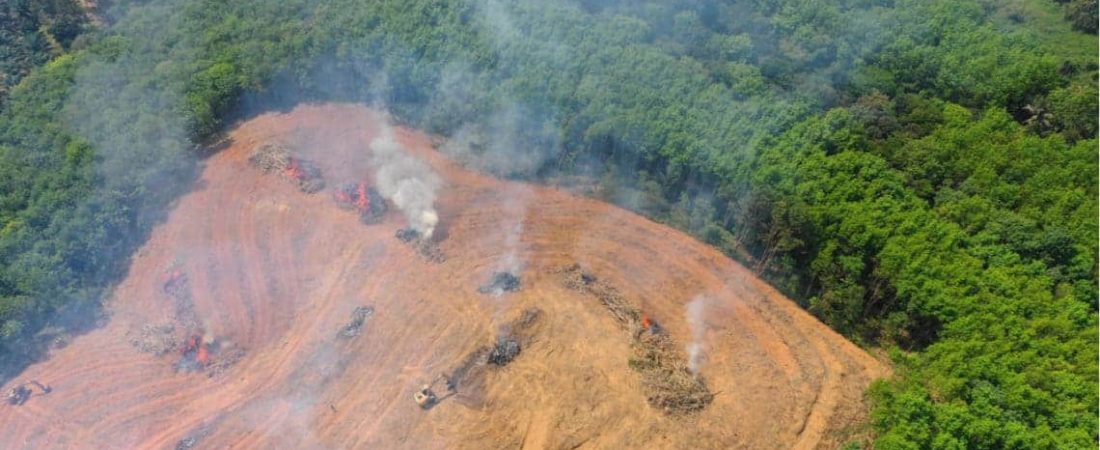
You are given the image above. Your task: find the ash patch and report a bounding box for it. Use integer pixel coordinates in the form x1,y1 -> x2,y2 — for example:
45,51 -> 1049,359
395,228 -> 445,263
337,306 -> 375,339
487,338 -> 520,366
174,419 -> 221,450
446,308 -> 543,406
129,322 -> 177,355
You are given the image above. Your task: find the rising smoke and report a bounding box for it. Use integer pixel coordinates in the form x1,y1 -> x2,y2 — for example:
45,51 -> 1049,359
368,126 -> 442,239
685,295 -> 710,375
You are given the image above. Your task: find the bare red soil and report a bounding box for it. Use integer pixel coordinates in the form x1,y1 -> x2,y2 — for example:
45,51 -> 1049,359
0,104 -> 886,449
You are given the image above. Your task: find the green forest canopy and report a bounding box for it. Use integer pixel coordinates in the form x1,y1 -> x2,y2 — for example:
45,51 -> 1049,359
0,0 -> 1095,448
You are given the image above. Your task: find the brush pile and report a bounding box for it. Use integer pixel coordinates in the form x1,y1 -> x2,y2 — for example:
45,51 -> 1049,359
204,344 -> 245,378
478,272 -> 521,296
628,327 -> 714,414
130,322 -> 178,355
248,143 -> 325,193
248,143 -> 290,171
560,264 -> 637,325
338,306 -> 375,338
395,228 -> 446,263
129,271 -> 195,354
559,264 -> 714,415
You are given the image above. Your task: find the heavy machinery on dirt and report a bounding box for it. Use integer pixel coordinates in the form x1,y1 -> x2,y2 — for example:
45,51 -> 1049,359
6,381 -> 51,406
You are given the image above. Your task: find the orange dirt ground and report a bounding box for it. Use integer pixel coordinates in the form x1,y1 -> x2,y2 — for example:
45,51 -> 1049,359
0,104 -> 887,449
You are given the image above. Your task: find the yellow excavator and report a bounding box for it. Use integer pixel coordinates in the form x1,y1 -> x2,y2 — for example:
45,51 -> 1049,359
413,374 -> 453,410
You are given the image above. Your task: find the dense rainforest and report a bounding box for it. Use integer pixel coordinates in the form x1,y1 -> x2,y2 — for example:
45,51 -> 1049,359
0,0 -> 1096,448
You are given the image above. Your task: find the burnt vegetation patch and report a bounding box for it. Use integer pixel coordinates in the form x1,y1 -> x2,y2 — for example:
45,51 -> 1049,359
442,308 -> 543,407
395,228 -> 446,263
337,306 -> 375,339
478,272 -> 521,296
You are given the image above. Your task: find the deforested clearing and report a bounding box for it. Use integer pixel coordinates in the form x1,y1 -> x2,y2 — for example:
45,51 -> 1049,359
0,104 -> 886,449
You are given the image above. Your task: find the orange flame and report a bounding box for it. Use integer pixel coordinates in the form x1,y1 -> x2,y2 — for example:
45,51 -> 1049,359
355,182 -> 369,212
284,157 -> 304,180
196,345 -> 210,365
182,335 -> 200,354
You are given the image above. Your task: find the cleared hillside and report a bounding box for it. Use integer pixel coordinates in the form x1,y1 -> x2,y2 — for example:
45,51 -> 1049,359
0,104 -> 885,449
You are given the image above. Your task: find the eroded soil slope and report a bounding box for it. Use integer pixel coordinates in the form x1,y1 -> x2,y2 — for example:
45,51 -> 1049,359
0,104 -> 886,449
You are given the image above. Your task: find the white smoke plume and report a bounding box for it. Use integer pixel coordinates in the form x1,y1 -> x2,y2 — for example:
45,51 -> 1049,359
368,127 -> 442,238
494,185 -> 532,273
685,295 -> 710,375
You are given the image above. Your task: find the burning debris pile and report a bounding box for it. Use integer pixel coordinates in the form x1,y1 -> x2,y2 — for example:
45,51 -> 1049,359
628,328 -> 715,414
478,272 -> 521,296
248,142 -> 325,193
395,228 -> 446,263
559,264 -> 714,415
6,381 -> 50,406
128,269 -> 245,376
337,306 -> 375,338
333,183 -> 387,223
175,335 -> 244,377
175,334 -> 212,372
